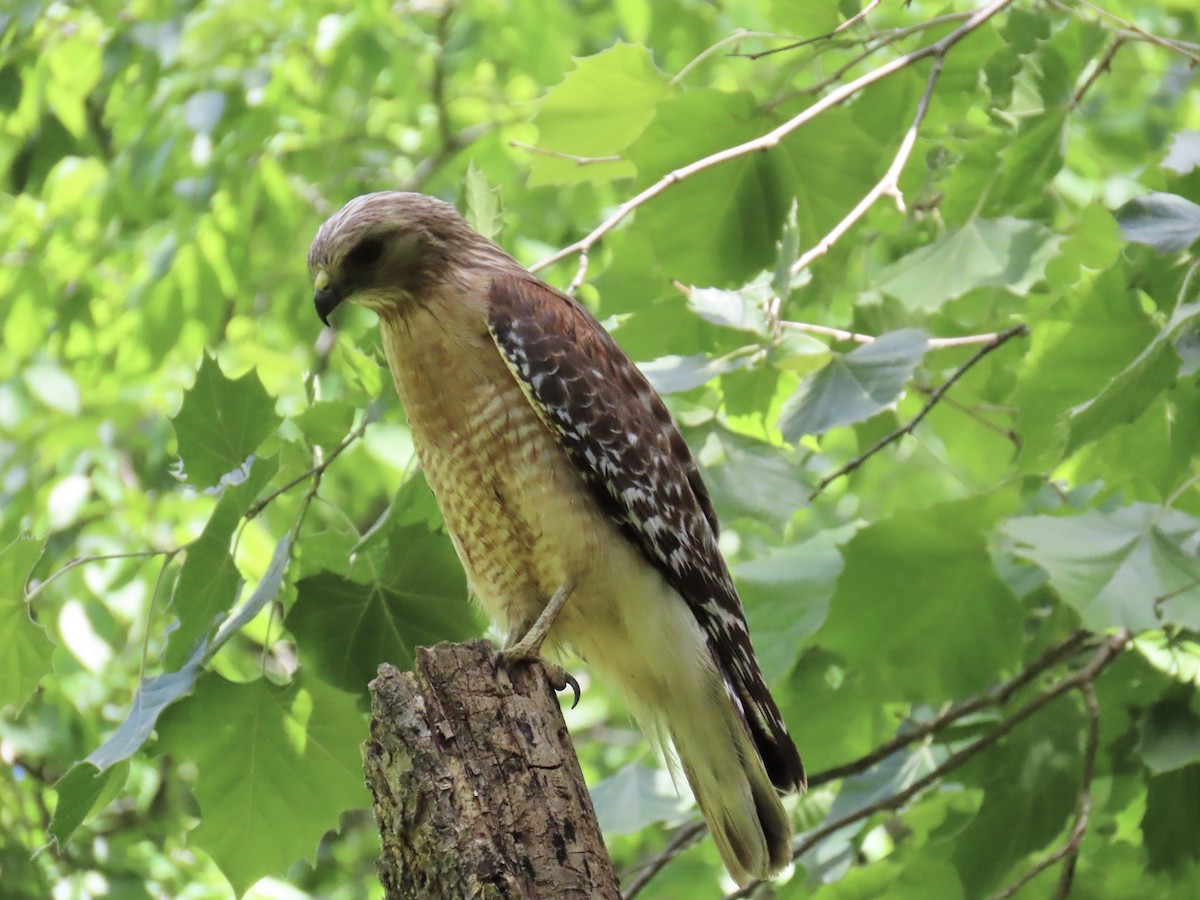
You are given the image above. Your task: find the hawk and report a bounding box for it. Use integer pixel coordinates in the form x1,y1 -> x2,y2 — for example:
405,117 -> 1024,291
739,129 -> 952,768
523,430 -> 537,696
308,192 -> 805,885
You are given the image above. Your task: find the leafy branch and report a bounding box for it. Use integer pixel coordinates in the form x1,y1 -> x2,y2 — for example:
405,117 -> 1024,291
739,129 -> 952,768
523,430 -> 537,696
809,324 -> 1030,499
723,630 -> 1130,899
623,629 -> 1111,898
532,0 -> 1019,288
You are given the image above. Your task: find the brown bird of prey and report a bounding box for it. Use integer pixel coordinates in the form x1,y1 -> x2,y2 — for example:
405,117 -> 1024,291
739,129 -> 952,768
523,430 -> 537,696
308,192 -> 805,886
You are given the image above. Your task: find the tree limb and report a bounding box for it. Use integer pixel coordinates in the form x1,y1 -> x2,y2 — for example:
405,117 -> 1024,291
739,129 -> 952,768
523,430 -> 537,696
364,642 -> 620,899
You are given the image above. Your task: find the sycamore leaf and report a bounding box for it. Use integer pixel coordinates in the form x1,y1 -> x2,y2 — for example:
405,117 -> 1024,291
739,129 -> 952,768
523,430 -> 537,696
1117,192 -> 1200,253
1003,504 -> 1200,631
817,495 -> 1023,702
1065,300 -> 1196,453
778,329 -> 928,439
736,530 -> 848,684
1138,699 -> 1200,775
287,525 -> 476,693
165,455 -> 278,669
590,763 -> 689,836
49,761 -> 128,845
528,43 -> 667,186
155,674 -> 368,895
0,537 -> 52,712
171,355 -> 281,489
685,286 -> 767,334
878,218 -> 1064,311
638,351 -> 752,395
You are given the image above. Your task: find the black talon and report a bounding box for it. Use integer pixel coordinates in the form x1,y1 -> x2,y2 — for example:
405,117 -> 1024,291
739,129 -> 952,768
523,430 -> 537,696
562,672 -> 581,709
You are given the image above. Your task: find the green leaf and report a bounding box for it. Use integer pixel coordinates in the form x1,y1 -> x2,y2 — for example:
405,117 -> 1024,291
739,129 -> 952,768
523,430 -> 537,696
1138,698 -> 1200,775
171,355 -> 282,489
878,218 -> 1064,311
952,696 -> 1082,895
627,89 -> 790,286
685,286 -> 767,334
1003,504 -> 1200,631
166,454 -> 278,669
1065,300 -> 1195,453
528,42 -> 667,186
287,525 -> 476,693
817,495 -> 1023,702
736,530 -> 847,684
293,400 -> 357,449
701,432 -> 810,528
0,537 -> 52,712
1117,192 -> 1200,253
49,761 -> 127,846
778,329 -> 928,440
155,673 -> 368,895
769,332 -> 832,375
464,161 -> 504,239
86,643 -> 206,772
590,763 -> 687,836
637,351 -> 752,395
1142,764 -> 1200,873
1011,269 -> 1160,472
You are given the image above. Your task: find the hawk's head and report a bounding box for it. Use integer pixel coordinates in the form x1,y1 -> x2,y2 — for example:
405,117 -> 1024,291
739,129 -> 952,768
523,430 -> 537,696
307,191 -> 505,326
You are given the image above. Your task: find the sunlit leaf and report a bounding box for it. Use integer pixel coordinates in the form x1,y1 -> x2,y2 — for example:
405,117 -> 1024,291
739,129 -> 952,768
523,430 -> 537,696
171,355 -> 282,489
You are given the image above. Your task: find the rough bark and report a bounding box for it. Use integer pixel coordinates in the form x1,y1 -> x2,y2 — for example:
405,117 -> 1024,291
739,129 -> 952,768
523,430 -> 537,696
362,640 -> 621,899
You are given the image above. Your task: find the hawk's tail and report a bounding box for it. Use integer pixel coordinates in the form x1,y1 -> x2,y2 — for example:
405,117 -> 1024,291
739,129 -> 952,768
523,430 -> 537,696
665,672 -> 795,886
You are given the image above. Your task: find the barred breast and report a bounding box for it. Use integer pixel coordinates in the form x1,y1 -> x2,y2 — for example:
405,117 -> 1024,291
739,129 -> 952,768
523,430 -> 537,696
376,293 -> 643,650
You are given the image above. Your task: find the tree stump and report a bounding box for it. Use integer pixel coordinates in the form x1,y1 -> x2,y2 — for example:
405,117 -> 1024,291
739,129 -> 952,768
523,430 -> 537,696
362,640 -> 620,899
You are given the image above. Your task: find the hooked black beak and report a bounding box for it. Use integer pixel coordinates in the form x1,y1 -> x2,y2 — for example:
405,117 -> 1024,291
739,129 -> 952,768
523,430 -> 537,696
314,287 -> 342,327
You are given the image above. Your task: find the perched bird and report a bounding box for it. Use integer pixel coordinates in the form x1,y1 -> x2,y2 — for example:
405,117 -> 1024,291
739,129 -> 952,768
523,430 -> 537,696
307,192 -> 805,885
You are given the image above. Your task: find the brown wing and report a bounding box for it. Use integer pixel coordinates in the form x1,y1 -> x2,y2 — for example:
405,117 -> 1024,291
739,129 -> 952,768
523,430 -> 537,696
487,272 -> 805,793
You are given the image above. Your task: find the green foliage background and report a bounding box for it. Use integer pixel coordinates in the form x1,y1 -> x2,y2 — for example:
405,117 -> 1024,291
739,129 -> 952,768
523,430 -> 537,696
3,0 -> 1200,897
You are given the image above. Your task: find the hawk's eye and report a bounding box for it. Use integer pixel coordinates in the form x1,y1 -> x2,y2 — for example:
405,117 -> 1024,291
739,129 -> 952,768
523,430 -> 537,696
346,237 -> 384,267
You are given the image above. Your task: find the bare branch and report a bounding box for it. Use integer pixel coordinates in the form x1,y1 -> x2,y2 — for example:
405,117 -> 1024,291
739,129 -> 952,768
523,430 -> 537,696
725,631 -> 1130,900
531,0 -> 1021,284
810,324 -> 1029,499
244,413 -> 372,520
25,548 -> 173,602
510,142 -> 624,165
988,682 -> 1101,900
670,30 -> 782,85
1070,37 -> 1128,109
788,55 -> 942,277
736,0 -> 885,61
623,820 -> 707,898
780,321 -> 1008,348
1051,0 -> 1200,62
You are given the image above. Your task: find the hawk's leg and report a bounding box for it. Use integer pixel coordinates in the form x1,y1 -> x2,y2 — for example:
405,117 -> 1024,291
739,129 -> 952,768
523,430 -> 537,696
498,583 -> 581,707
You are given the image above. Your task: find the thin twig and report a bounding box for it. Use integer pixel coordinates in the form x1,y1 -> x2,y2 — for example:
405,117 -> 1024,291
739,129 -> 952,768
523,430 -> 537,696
623,820 -> 707,898
25,549 -> 170,602
988,682 -> 1101,900
1050,0 -> 1200,63
787,55 -> 942,277
766,12 -> 972,108
670,30 -> 782,85
1070,37 -> 1128,109
244,415 -> 371,520
725,631 -> 1130,899
811,630 -> 1091,788
509,142 -> 623,165
809,324 -> 1029,498
737,0 -> 885,60
532,0 -> 1020,284
782,321 -> 1009,348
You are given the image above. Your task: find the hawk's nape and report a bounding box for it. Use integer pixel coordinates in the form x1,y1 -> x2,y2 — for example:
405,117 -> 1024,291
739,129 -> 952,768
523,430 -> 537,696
307,191 -> 805,886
